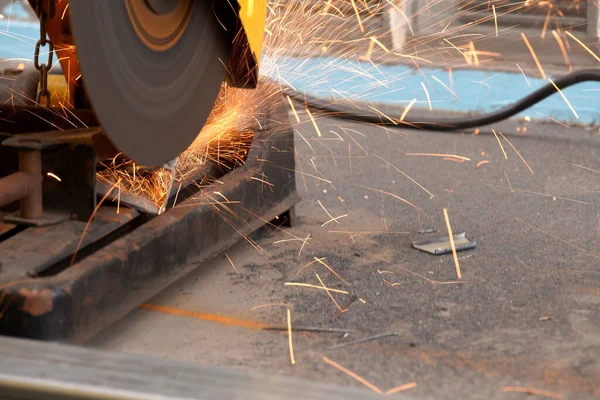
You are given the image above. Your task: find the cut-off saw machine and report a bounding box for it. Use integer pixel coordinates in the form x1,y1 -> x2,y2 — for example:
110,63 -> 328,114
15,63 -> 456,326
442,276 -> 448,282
0,0 -> 298,342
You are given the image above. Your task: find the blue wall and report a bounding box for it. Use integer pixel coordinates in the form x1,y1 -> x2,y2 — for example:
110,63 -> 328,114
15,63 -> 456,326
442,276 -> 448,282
264,55 -> 600,125
2,9 -> 598,125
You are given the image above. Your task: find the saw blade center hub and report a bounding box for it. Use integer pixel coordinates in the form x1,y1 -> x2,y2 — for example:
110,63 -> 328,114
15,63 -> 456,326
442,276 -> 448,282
125,0 -> 193,52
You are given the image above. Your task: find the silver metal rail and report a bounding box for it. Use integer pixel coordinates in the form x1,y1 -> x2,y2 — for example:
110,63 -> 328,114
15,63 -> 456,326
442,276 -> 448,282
0,336 -> 414,400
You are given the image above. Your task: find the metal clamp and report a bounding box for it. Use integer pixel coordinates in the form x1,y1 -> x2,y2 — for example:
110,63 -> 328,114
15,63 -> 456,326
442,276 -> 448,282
1,128 -> 104,226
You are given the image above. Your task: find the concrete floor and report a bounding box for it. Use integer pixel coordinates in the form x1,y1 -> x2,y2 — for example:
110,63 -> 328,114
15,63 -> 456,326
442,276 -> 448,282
90,111 -> 600,400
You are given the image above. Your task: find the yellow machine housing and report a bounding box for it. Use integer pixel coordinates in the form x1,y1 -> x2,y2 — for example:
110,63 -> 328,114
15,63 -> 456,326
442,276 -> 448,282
226,0 -> 268,88
238,0 -> 268,65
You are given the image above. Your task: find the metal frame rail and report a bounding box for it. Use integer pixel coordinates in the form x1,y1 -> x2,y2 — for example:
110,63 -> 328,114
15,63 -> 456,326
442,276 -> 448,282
0,336 -> 408,400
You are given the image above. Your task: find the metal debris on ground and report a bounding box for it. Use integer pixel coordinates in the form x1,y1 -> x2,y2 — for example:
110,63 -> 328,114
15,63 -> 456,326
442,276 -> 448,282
412,232 -> 476,255
263,326 -> 357,334
326,332 -> 400,350
418,229 -> 439,234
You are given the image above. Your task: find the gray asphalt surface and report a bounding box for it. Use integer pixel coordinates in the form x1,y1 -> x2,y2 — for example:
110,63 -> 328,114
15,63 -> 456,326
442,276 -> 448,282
90,110 -> 600,400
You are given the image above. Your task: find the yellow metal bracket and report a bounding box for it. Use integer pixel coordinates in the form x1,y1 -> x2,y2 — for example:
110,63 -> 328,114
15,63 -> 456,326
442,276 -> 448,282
225,0 -> 267,88
237,0 -> 267,65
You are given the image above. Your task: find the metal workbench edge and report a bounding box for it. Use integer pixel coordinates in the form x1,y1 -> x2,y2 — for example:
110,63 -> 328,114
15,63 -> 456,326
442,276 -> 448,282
0,336 -> 414,400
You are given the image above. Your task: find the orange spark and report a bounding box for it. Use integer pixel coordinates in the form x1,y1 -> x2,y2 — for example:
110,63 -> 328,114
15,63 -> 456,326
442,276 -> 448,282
296,256 -> 323,276
350,0 -> 364,32
287,308 -> 295,365
421,82 -> 432,110
316,273 -> 346,313
305,106 -> 322,137
497,131 -> 535,175
540,6 -> 552,39
534,111 -> 570,128
551,30 -> 571,70
284,282 -> 349,294
71,180 -> 120,266
46,172 -> 61,181
225,253 -> 238,274
443,38 -> 472,65
431,75 -> 461,100
250,176 -> 275,189
405,153 -> 471,161
384,382 -> 417,396
360,39 -> 375,61
318,200 -> 339,225
314,257 -> 348,284
492,129 -> 508,160
548,78 -> 579,119
322,213 -> 348,227
443,157 -> 465,163
140,303 -> 266,330
353,184 -> 424,213
286,95 -> 301,123
250,303 -> 287,311
370,36 -> 390,53
516,63 -> 531,87
565,30 -> 600,64
492,5 -> 498,37
504,170 -> 514,191
572,163 -> 600,174
474,182 -> 588,204
468,41 -> 479,65
329,230 -> 409,241
443,208 -> 462,280
371,255 -> 469,285
117,187 -> 121,214
368,105 -> 398,125
374,155 -> 435,198
395,53 -> 432,64
322,357 -> 383,395
521,32 -> 546,79
476,160 -> 489,168
377,269 -> 394,274
61,3 -> 69,19
399,98 -> 417,122
502,387 -> 563,399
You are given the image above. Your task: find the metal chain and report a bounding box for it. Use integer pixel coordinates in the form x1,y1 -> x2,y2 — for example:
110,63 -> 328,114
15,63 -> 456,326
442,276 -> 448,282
33,0 -> 55,105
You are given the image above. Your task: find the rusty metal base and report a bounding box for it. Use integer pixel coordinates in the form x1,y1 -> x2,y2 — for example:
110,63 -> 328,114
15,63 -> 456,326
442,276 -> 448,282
0,93 -> 298,343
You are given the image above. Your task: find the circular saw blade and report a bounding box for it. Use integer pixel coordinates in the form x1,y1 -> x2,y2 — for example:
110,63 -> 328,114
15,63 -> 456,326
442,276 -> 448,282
68,0 -> 230,166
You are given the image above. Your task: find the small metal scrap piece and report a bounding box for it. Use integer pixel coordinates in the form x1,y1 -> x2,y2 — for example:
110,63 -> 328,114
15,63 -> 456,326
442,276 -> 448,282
417,229 -> 439,234
158,157 -> 179,215
326,332 -> 400,350
412,231 -> 476,255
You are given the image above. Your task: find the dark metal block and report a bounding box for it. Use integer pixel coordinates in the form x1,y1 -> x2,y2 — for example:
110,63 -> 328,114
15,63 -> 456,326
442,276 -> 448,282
1,128 -> 102,222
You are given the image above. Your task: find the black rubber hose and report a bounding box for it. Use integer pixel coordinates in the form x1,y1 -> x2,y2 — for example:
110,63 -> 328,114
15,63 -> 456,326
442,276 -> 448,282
283,69 -> 600,131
